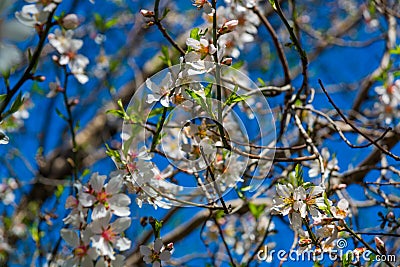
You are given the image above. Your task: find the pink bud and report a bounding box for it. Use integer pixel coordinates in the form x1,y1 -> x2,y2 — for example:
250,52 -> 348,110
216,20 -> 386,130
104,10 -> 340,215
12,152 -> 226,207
386,211 -> 395,220
34,75 -> 46,82
221,57 -> 232,65
140,9 -> 154,18
69,99 -> 80,106
218,20 -> 238,35
374,237 -> 386,254
166,242 -> 174,251
62,14 -> 79,30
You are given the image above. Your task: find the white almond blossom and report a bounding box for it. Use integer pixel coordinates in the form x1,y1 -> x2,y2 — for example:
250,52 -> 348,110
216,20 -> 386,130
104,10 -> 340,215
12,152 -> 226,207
48,29 -> 89,84
308,148 -> 339,178
374,74 -> 400,125
146,72 -> 173,107
95,255 -> 125,267
47,77 -> 63,98
186,37 -> 216,59
61,228 -> 98,267
15,0 -> 61,27
89,211 -> 131,260
1,0 -> 32,73
272,183 -> 327,228
79,172 -> 131,220
0,178 -> 18,205
140,238 -> 172,267
330,198 -> 350,219
63,194 -> 88,228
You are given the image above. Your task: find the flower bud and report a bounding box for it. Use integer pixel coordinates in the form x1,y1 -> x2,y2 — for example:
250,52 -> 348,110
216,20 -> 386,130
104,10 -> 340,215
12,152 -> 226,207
33,75 -> 46,82
140,216 -> 148,227
62,14 -> 79,30
374,236 -> 387,254
69,98 -> 79,106
140,9 -> 154,18
386,211 -> 395,220
166,242 -> 174,251
218,20 -> 238,35
221,57 -> 232,65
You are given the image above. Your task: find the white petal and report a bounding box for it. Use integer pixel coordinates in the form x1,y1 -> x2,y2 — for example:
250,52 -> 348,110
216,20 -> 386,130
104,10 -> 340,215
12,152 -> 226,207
106,177 -> 122,194
160,96 -> 170,107
60,229 -> 79,247
111,217 -> 131,233
186,38 -> 200,50
139,245 -> 152,257
90,173 -> 106,193
154,238 -> 163,252
159,250 -> 171,261
91,204 -> 108,220
115,237 -> 131,251
79,193 -> 96,207
109,206 -> 130,217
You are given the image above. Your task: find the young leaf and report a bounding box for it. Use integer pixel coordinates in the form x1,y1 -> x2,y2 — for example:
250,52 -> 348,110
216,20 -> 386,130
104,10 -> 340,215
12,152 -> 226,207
190,28 -> 200,40
225,85 -> 250,106
248,202 -> 266,219
8,92 -> 24,114
55,108 -> 67,121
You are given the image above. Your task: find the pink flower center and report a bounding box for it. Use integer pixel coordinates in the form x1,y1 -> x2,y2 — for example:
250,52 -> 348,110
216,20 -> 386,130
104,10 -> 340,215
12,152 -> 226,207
97,190 -> 109,204
74,245 -> 88,258
102,228 -> 116,243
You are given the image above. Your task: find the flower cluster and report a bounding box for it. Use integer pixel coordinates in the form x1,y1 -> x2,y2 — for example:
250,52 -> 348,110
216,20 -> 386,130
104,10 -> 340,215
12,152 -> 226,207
48,29 -> 90,84
16,0 -> 61,27
0,0 -> 32,73
374,73 -> 400,125
202,210 -> 275,264
61,172 -> 132,266
272,177 -> 351,253
140,238 -> 173,267
0,178 -> 18,205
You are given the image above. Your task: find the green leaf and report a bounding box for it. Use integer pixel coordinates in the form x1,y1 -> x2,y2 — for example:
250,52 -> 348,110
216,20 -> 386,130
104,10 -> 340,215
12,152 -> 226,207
248,202 -> 266,219
148,106 -> 173,118
225,84 -> 250,106
295,164 -> 304,186
93,13 -> 104,30
9,92 -> 24,114
106,109 -> 125,118
105,143 -> 122,163
241,186 -> 252,192
231,61 -> 244,70
81,169 -> 91,179
104,17 -> 119,30
0,94 -> 6,104
55,108 -> 67,121
342,251 -> 353,267
55,184 -> 64,199
215,210 -> 225,220
185,88 -> 211,115
257,77 -> 266,87
159,45 -> 172,66
190,28 -> 200,40
161,8 -> 170,20
268,0 -> 276,9
389,45 -> 400,55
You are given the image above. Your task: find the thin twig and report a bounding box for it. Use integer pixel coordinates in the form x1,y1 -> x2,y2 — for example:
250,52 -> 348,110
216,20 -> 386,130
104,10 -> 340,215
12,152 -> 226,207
319,79 -> 400,161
